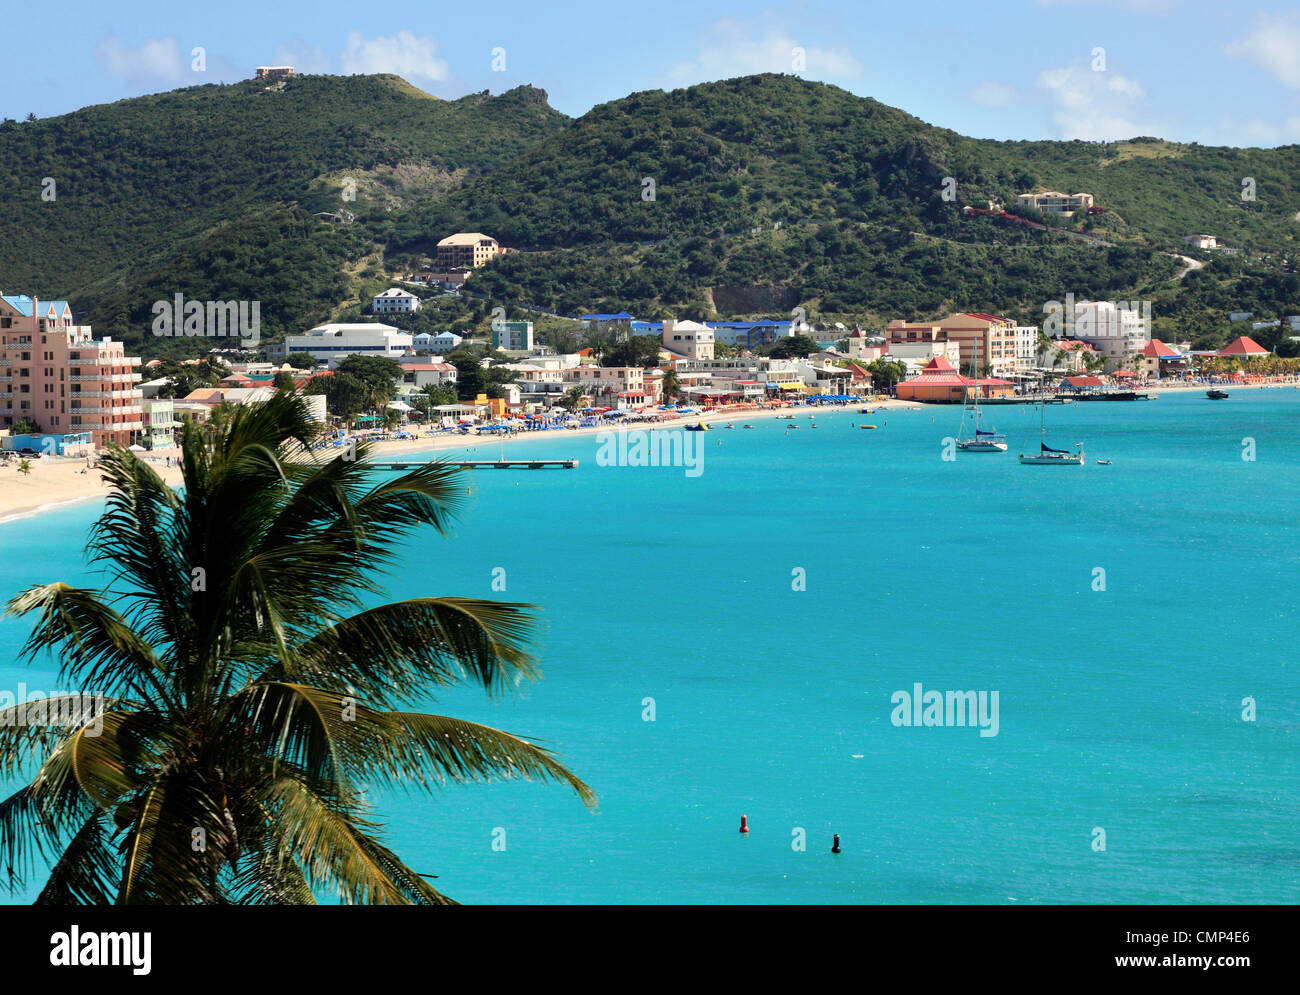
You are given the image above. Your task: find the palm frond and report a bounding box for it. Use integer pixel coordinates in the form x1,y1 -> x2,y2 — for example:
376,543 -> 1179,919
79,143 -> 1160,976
263,776 -> 454,905
286,597 -> 541,705
35,812 -> 121,905
4,584 -> 166,702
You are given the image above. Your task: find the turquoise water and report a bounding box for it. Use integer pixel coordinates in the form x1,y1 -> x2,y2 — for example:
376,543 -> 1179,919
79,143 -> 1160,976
2,390 -> 1298,903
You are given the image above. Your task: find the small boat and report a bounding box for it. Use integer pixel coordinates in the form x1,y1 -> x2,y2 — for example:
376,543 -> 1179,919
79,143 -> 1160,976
776,414 -> 796,420
858,408 -> 875,415
1096,459 -> 1112,465
685,422 -> 709,432
1206,389 -> 1229,399
1019,380 -> 1083,465
860,424 -> 877,430
956,363 -> 1007,452
743,424 -> 755,429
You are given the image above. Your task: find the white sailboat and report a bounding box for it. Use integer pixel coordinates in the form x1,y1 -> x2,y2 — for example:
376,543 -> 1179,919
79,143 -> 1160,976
957,362 -> 1007,452
1019,378 -> 1083,465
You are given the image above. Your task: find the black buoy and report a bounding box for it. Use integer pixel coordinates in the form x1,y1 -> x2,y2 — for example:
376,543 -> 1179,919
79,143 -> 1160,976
831,834 -> 841,854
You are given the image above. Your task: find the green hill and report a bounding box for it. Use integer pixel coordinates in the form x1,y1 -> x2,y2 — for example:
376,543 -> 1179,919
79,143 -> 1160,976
2,72 -> 1297,357
0,74 -> 566,354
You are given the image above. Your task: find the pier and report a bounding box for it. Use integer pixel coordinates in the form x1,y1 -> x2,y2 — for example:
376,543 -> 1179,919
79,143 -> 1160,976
370,459 -> 579,471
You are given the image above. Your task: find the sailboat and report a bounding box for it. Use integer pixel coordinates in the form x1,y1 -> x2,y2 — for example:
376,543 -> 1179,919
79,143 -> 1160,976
1019,378 -> 1083,465
956,362 -> 1007,452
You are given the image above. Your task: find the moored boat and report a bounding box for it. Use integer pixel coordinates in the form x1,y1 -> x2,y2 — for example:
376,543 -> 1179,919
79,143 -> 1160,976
1206,389 -> 1229,399
1019,378 -> 1083,465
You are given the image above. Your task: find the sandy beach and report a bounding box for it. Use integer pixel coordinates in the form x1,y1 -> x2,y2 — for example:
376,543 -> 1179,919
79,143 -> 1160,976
2,383 -> 1292,524
0,400 -> 908,523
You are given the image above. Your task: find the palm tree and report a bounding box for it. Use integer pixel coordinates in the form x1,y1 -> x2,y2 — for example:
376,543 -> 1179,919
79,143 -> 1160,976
1,391 -> 593,904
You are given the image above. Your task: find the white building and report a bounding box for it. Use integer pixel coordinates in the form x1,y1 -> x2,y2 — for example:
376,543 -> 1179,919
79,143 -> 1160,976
885,340 -> 963,367
1183,235 -> 1217,250
399,362 -> 458,390
372,288 -> 421,313
1071,301 -> 1149,372
278,322 -> 413,368
1015,326 -> 1039,372
430,331 -> 464,352
662,319 -> 714,360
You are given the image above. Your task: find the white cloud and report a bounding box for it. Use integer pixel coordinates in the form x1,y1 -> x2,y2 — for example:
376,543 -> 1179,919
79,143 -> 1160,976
94,36 -> 188,84
273,41 -> 332,76
966,80 -> 1019,107
339,30 -> 449,82
663,17 -> 862,88
1037,62 -> 1158,140
1226,14 -> 1300,90
1217,116 -> 1300,148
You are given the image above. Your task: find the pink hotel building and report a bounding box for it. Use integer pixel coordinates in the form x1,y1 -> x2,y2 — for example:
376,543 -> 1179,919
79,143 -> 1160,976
0,294 -> 143,448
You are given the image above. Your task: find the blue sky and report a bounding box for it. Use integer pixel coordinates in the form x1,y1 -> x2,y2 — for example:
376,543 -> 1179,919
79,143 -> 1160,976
6,0 -> 1300,147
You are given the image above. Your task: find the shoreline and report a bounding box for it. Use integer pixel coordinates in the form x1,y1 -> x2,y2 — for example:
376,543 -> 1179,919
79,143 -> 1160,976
1,383 -> 1292,523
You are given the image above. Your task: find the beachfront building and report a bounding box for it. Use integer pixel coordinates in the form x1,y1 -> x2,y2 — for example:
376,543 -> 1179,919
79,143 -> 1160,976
1014,191 -> 1094,216
797,360 -> 854,395
140,399 -> 177,450
1070,300 -> 1150,372
491,320 -> 533,352
274,322 -> 413,368
896,356 -> 1015,402
0,294 -> 143,448
1218,336 -> 1269,360
1015,326 -> 1039,372
1037,339 -> 1094,374
371,288 -> 421,314
1136,339 -> 1188,379
885,339 -> 963,367
886,314 -> 1018,376
563,366 -> 647,408
662,320 -> 715,361
399,361 -> 458,390
506,365 -> 566,406
435,233 -> 501,270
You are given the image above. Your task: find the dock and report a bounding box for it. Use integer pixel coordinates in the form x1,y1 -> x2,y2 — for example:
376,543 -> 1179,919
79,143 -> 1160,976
370,459 -> 578,471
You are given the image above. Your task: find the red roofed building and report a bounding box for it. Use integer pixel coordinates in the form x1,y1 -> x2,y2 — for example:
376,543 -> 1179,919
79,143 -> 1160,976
896,356 -> 1014,402
1137,338 -> 1187,378
1218,336 -> 1269,358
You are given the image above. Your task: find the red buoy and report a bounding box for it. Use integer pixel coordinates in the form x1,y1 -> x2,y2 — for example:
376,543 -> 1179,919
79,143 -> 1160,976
739,814 -> 749,834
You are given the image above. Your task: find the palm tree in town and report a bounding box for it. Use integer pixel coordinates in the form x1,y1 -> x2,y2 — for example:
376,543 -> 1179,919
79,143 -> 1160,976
0,391 -> 593,904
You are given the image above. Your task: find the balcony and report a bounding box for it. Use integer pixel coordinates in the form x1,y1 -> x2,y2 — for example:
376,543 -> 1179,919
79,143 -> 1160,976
68,356 -> 142,367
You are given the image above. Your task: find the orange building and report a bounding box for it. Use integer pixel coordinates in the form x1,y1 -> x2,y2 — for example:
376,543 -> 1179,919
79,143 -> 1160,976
896,356 -> 1014,403
0,294 -> 143,447
887,313 -> 1018,375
